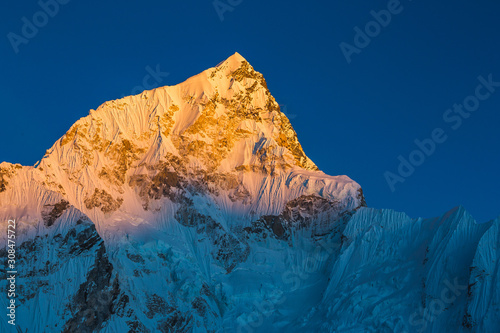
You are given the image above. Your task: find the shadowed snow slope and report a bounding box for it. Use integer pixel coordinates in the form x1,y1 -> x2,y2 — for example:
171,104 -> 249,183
0,53 -> 498,333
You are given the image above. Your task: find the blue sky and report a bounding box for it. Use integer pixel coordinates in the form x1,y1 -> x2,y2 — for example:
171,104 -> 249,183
1,0 -> 499,222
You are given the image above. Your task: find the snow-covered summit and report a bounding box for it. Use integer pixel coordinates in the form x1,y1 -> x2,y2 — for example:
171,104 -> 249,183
1,53 -> 498,333
216,52 -> 247,68
1,53 -> 363,235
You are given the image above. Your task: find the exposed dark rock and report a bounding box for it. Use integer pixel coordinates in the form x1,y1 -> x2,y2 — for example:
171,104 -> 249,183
157,311 -> 193,333
63,243 -> 122,333
228,184 -> 251,204
126,320 -> 151,333
245,194 -> 350,241
231,61 -> 267,88
0,164 -> 21,193
282,194 -> 339,225
98,139 -> 146,185
145,294 -> 172,319
126,252 -> 146,264
84,188 -> 123,213
114,294 -> 130,318
175,205 -> 250,273
245,215 -> 289,240
191,297 -> 209,316
357,188 -> 367,207
42,199 -> 70,227
148,168 -> 179,199
68,225 -> 102,256
157,250 -> 173,263
13,215 -> 109,322
129,161 -> 183,210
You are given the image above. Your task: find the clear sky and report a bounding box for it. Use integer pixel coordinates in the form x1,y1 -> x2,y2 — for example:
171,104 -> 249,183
1,0 -> 499,222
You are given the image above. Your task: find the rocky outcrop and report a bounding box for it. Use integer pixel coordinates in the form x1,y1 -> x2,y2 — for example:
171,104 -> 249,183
84,189 -> 123,213
0,162 -> 22,193
42,199 -> 70,227
175,204 -> 250,273
63,243 -> 121,333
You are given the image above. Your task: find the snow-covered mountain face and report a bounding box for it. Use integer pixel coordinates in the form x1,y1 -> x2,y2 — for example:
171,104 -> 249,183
0,53 -> 498,333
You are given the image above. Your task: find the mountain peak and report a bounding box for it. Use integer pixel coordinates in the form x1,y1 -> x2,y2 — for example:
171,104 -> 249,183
1,54 -> 362,226
217,52 -> 247,69
41,52 -> 321,176
228,51 -> 247,62
1,53 -> 499,333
